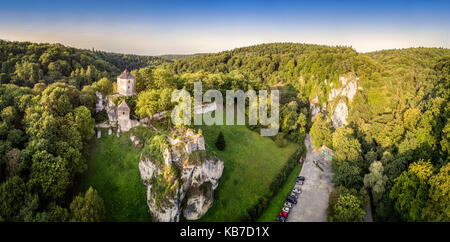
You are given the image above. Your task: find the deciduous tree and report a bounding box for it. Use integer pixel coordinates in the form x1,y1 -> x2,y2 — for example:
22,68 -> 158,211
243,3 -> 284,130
70,187 -> 105,222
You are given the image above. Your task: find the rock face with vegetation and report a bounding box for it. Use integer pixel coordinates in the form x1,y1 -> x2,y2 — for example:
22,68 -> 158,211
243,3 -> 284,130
310,75 -> 359,128
137,129 -> 224,221
328,75 -> 359,129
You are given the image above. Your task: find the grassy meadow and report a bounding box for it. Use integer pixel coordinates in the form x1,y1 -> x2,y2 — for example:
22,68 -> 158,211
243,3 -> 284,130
77,130 -> 151,222
196,118 -> 298,221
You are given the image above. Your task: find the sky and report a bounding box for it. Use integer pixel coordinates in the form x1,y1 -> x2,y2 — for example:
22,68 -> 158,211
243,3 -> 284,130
0,0 -> 449,55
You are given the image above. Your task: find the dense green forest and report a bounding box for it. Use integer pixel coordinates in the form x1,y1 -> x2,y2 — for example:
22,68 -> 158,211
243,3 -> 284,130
0,40 -> 448,222
0,40 -> 168,221
0,40 -> 168,88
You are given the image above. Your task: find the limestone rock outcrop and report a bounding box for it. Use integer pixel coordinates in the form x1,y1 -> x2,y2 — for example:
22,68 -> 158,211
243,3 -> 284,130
137,129 -> 224,222
329,75 -> 359,128
331,100 -> 348,129
328,76 -> 359,102
310,75 -> 360,128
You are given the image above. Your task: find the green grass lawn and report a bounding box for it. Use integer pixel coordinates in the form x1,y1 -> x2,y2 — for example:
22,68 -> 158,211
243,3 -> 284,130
196,121 -> 297,221
78,130 -> 151,222
257,163 -> 302,222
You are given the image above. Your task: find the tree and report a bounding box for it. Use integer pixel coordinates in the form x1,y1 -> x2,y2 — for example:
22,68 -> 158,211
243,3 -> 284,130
39,84 -> 76,116
389,160 -> 433,221
152,68 -> 176,89
136,89 -> 163,118
32,83 -> 47,95
0,176 -> 27,221
331,193 -> 365,222
363,161 -> 388,201
422,163 -> 450,222
133,66 -> 153,92
79,88 -> 97,113
29,150 -> 70,200
13,61 -> 43,86
332,127 -> 362,165
6,148 -> 21,179
310,113 -> 332,149
74,106 -> 95,142
92,77 -> 113,96
333,162 -> 362,189
70,187 -> 105,222
215,131 -> 226,151
440,120 -> 450,162
296,113 -> 307,137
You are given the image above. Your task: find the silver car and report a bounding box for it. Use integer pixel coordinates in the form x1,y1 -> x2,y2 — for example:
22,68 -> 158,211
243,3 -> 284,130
293,188 -> 302,194
284,201 -> 293,208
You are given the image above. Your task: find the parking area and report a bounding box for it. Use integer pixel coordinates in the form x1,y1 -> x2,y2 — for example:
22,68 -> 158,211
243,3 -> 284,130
285,134 -> 334,222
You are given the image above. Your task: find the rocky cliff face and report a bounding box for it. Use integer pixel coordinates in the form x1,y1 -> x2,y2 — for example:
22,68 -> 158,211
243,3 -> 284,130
331,100 -> 348,128
310,75 -> 360,128
136,129 -> 224,222
329,75 -> 359,129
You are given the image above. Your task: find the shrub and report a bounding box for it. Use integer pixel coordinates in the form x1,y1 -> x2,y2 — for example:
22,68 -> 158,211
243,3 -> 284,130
143,135 -> 168,166
215,131 -> 226,151
274,132 -> 288,147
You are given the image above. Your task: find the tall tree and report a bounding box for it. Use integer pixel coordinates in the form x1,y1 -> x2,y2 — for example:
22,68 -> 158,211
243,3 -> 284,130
215,131 -> 226,151
0,176 -> 27,221
332,127 -> 362,165
310,113 -> 332,149
330,193 -> 365,222
70,187 -> 105,222
364,161 -> 388,201
389,160 -> 433,221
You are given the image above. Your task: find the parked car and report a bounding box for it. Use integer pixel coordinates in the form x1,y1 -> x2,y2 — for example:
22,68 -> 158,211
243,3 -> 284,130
276,215 -> 286,222
290,193 -> 298,199
296,180 -> 304,185
286,195 -> 297,204
280,211 -> 288,218
297,176 -> 306,181
282,206 -> 290,213
293,188 -> 302,194
284,202 -> 293,208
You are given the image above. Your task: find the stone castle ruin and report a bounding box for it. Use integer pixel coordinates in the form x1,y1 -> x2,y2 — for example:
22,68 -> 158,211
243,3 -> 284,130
95,69 -> 141,136
117,69 -> 136,96
95,70 -> 219,138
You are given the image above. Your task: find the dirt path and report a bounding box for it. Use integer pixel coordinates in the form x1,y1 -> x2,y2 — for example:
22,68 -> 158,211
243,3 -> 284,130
287,134 -> 334,222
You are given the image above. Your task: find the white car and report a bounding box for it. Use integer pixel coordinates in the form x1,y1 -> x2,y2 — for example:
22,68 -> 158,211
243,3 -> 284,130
284,202 -> 293,208
282,206 -> 290,213
293,188 -> 302,194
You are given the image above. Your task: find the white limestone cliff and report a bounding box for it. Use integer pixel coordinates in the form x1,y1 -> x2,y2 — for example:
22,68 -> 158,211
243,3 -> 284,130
310,75 -> 359,128
136,129 -> 224,222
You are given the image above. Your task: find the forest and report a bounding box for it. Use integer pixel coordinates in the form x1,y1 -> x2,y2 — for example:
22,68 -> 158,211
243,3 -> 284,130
0,40 -> 448,222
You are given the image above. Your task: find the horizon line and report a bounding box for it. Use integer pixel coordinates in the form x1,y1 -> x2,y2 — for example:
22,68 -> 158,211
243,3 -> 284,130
1,37 -> 448,57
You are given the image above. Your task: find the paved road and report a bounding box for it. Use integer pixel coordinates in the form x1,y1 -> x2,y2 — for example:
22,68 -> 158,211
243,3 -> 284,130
287,134 -> 334,222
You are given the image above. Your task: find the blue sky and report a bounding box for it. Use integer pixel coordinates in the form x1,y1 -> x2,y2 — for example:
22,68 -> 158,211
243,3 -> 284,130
0,0 -> 449,55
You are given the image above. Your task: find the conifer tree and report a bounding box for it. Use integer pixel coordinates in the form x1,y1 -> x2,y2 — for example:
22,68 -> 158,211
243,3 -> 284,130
215,131 -> 226,151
